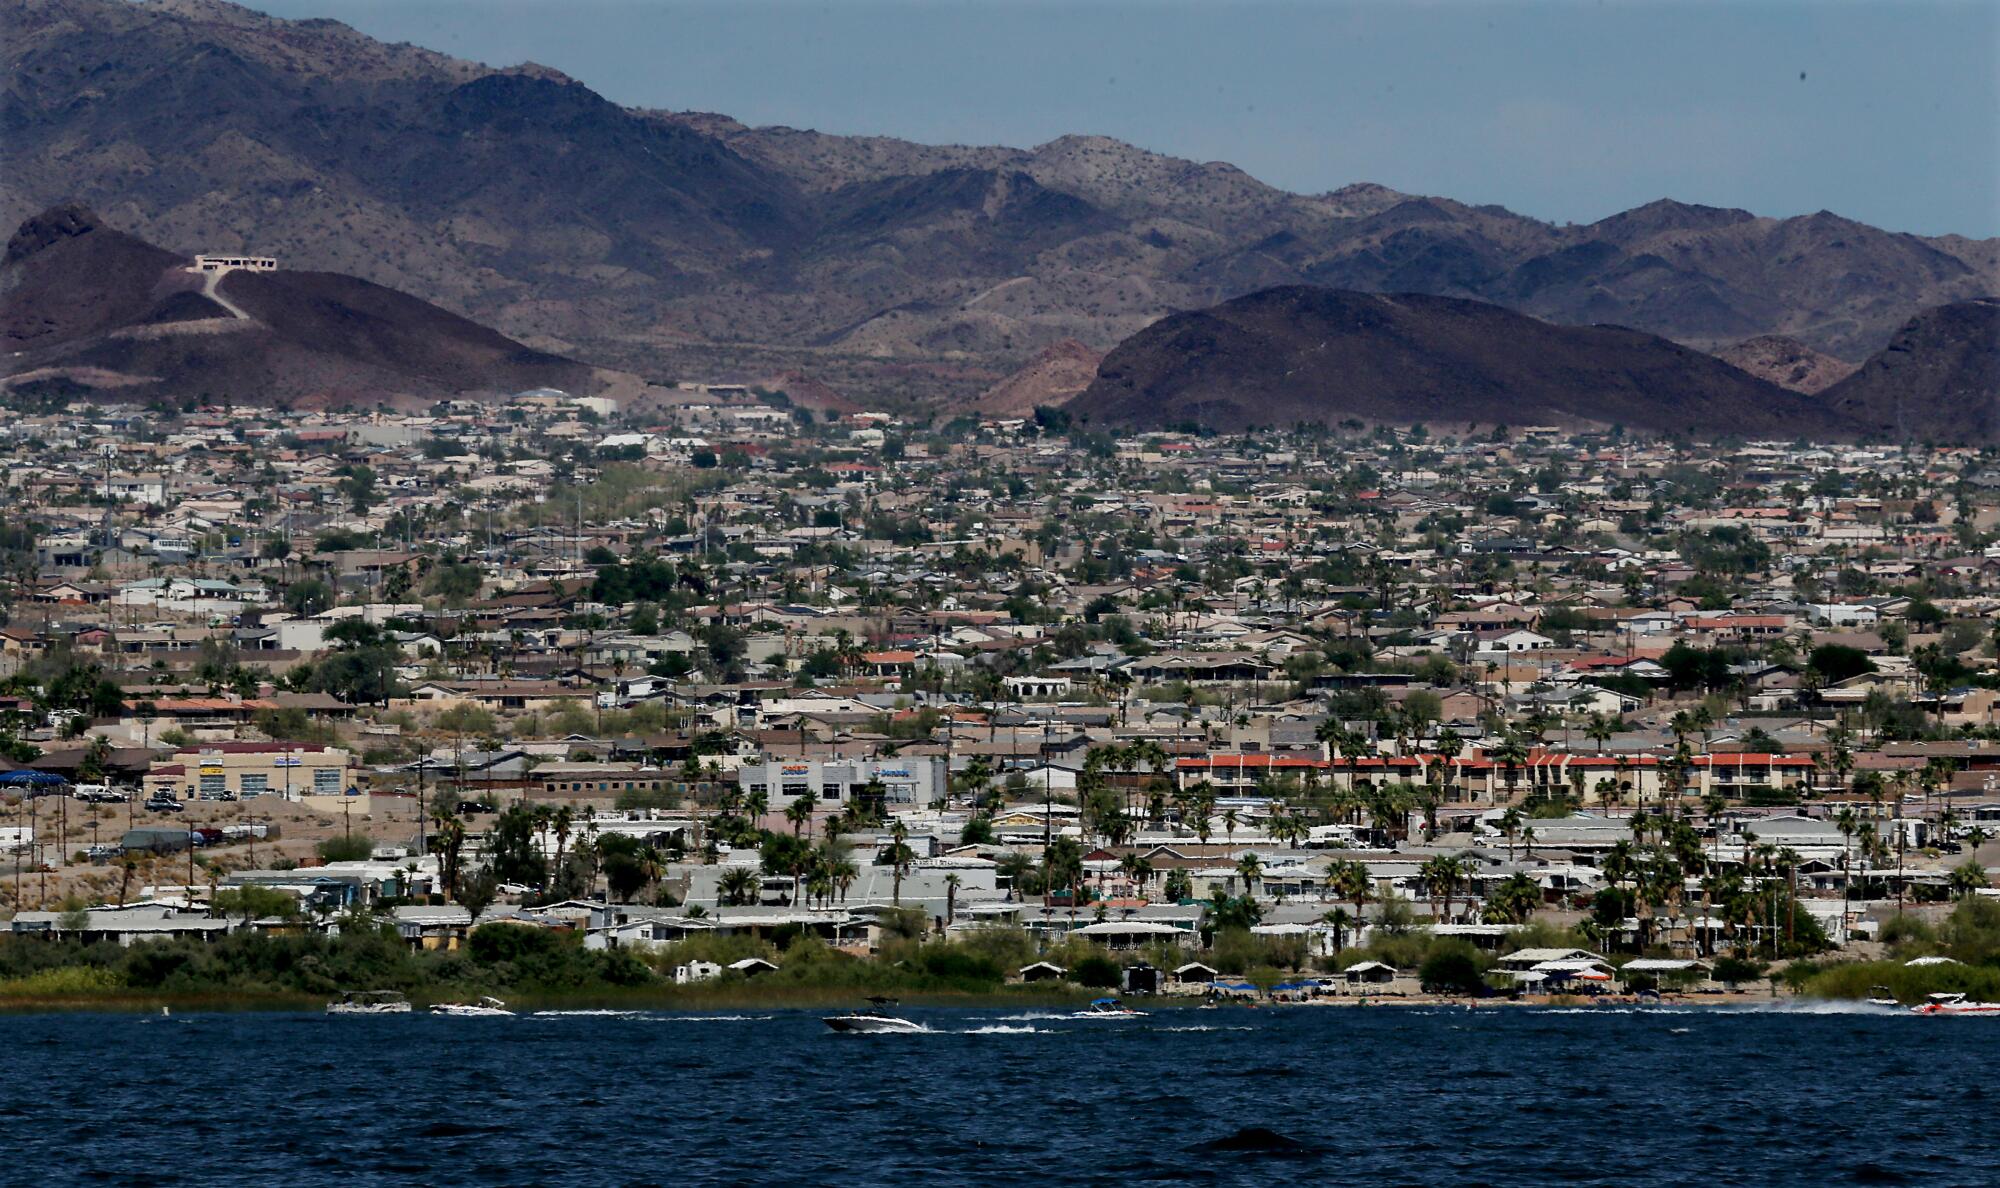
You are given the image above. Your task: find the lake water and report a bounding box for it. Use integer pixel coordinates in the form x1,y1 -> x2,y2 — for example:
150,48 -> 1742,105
4,1002 -> 1995,1186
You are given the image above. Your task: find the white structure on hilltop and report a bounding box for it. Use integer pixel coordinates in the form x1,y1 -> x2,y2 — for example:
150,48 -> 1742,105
191,254 -> 277,273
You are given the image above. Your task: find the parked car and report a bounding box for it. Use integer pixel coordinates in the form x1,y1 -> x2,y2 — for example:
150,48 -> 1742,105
457,800 -> 497,815
72,785 -> 130,804
144,797 -> 185,814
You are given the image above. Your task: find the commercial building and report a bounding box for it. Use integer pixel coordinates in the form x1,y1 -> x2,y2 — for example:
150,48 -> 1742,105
143,742 -> 357,811
736,756 -> 946,809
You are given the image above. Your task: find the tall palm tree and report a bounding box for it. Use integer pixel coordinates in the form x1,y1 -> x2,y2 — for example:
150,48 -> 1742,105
1045,836 -> 1085,911
784,795 -> 813,837
1234,852 -> 1264,897
1496,806 -> 1524,861
1320,906 -> 1356,954
1493,730 -> 1530,804
887,820 -> 916,906
1834,807 -> 1859,899
1418,853 -> 1469,923
550,804 -> 574,883
1324,859 -> 1370,933
1585,712 -> 1615,755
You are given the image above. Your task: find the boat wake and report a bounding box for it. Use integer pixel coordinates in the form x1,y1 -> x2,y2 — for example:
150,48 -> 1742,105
1715,1000 -> 1907,1016
649,1014 -> 776,1023
529,1009 -> 647,1019
962,1024 -> 1044,1035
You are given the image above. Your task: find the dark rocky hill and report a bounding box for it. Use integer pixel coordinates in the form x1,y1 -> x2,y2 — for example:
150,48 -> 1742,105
1072,286 -> 1849,437
0,204 -> 608,406
1821,299 -> 2000,441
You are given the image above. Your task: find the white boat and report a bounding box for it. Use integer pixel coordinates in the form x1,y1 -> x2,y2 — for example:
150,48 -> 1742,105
327,991 -> 413,1015
824,997 -> 928,1034
1865,985 -> 1901,1009
432,996 -> 514,1017
1910,993 -> 2000,1016
1076,997 -> 1144,1019
823,1012 -> 930,1034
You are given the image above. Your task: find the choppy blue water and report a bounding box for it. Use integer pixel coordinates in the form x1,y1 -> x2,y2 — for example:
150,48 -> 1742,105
3,1002 -> 1995,1186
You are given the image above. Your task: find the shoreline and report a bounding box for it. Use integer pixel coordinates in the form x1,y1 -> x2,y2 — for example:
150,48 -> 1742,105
0,988 -> 1893,1015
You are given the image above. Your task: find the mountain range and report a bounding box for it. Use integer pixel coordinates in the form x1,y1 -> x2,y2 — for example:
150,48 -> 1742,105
4,0 -> 1995,408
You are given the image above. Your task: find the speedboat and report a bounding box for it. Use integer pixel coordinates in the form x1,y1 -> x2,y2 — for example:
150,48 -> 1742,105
1910,993 -> 2000,1016
823,1012 -> 929,1034
327,990 -> 412,1015
1076,997 -> 1144,1019
1865,986 -> 1901,1009
432,996 -> 514,1017
824,997 -> 928,1034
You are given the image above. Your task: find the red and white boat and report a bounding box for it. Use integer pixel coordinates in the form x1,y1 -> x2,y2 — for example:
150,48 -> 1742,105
1910,993 -> 2000,1016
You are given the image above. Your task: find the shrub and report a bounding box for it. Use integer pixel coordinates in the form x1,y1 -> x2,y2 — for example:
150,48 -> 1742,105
1711,955 -> 1768,987
1418,942 -> 1486,996
1071,954 -> 1121,989
316,834 -> 374,863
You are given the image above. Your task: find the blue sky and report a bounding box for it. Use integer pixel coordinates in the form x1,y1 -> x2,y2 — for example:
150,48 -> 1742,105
254,1 -> 1999,237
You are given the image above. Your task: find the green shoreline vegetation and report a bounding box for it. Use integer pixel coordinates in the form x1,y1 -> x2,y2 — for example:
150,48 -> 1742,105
6,896 -> 1996,1013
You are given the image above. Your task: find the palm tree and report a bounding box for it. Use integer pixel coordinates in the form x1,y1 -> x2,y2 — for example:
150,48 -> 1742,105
1330,859 -> 1373,927
1045,836 -> 1086,925
1493,730 -> 1530,804
1483,872 -> 1542,924
1948,860 -> 1989,900
784,795 -> 813,837
887,820 -> 916,905
1418,854 -> 1469,923
995,850 -> 1037,902
1320,906 -> 1356,954
943,872 -> 962,925
1496,806 -> 1524,861
717,865 -> 759,907
1128,855 -> 1154,898
1234,852 -> 1264,897
550,804 -> 574,882
1585,712 -> 1615,755
1834,807 -> 1859,900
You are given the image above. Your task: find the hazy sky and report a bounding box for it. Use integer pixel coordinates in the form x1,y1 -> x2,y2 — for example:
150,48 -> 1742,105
253,0 -> 2000,237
